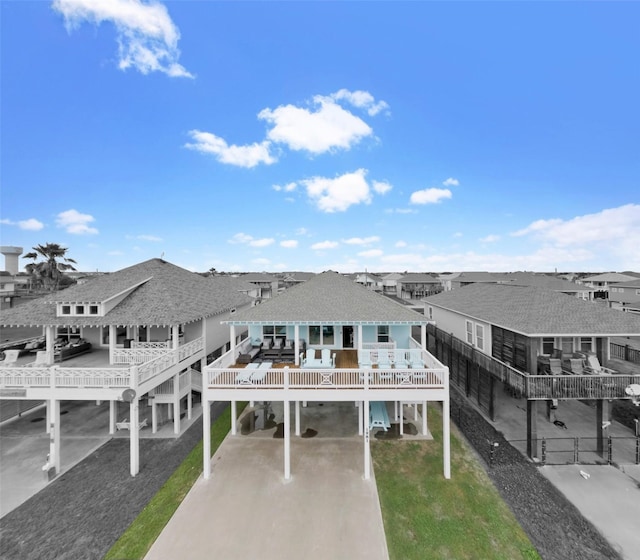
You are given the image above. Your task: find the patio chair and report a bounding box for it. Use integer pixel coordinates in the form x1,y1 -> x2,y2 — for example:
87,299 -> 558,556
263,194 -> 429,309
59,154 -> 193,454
377,349 -> 392,369
548,358 -> 563,375
26,350 -> 49,368
320,348 -> 335,368
568,358 -> 584,375
408,349 -> 425,368
0,349 -> 20,367
393,350 -> 409,368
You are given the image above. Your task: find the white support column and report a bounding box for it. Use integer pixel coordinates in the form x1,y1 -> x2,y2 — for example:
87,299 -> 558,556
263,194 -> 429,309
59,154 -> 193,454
109,400 -> 117,434
399,402 -> 404,436
203,399 -> 211,479
421,324 -> 426,348
45,325 -> 55,366
187,383 -> 193,420
294,325 -> 300,366
231,401 -> 237,435
45,400 -> 51,434
49,399 -> 61,474
358,401 -> 363,436
172,326 -> 179,350
358,325 -> 363,353
295,401 -> 300,436
230,325 -> 236,359
151,400 -> 158,433
284,400 -> 291,480
422,401 -> 428,436
443,398 -> 451,479
173,373 -> 180,434
394,401 -> 399,421
130,398 -> 140,476
363,400 -> 370,480
109,325 -> 116,364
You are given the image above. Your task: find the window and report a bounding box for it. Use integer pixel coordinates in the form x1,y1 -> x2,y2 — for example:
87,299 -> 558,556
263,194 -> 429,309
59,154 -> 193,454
75,305 -> 85,315
89,305 -> 99,315
466,321 -> 473,345
61,305 -> 71,315
309,325 -> 334,346
580,337 -> 593,352
377,325 -> 389,343
56,326 -> 80,343
561,337 -> 574,355
542,337 -> 554,355
475,324 -> 485,351
427,306 -> 433,320
263,325 -> 287,345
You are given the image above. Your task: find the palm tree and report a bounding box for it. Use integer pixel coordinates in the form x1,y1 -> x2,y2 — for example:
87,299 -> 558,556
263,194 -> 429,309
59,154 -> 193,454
23,243 -> 77,292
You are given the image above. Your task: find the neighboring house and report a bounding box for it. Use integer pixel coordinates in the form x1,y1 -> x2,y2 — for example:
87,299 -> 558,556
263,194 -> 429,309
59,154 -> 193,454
609,280 -> 640,314
202,270 -> 451,481
446,271 -> 510,291
354,272 -> 383,291
396,273 -> 442,301
380,272 -> 404,295
240,272 -> 279,301
424,283 -> 640,459
579,272 -> 639,298
277,271 -> 315,291
0,258 -> 254,476
500,271 -> 597,300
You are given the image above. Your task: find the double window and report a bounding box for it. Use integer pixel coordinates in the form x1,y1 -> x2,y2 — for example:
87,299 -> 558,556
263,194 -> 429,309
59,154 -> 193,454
263,325 -> 287,345
377,325 -> 389,343
465,320 -> 485,350
309,325 -> 335,346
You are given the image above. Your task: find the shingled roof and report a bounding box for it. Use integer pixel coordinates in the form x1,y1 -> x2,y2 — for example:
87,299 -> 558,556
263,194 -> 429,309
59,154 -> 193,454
225,270 -> 428,325
1,259 -> 253,327
424,283 -> 640,336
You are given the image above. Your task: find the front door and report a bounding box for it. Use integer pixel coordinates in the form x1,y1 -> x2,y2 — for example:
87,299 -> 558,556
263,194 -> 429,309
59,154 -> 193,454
342,326 -> 354,348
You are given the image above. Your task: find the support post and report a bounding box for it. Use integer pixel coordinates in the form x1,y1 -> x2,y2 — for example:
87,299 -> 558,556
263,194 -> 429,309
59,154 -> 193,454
203,399 -> 211,479
284,400 -> 291,480
596,399 -> 610,457
49,399 -> 61,474
294,325 -> 300,366
358,401 -> 363,436
129,397 -> 140,476
173,373 -> 180,434
422,401 -> 427,436
526,400 -> 538,460
295,400 -> 300,436
363,400 -> 370,480
231,401 -> 237,435
109,400 -> 117,434
151,399 -> 158,433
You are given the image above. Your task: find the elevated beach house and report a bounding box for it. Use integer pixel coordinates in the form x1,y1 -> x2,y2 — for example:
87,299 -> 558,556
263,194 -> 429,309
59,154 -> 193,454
0,259 -> 253,476
203,271 -> 451,481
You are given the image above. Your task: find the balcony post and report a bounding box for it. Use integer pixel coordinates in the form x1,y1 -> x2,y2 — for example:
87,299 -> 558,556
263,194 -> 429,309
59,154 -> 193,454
526,400 -> 538,460
203,398 -> 211,479
363,399 -> 370,480
596,399 -> 610,457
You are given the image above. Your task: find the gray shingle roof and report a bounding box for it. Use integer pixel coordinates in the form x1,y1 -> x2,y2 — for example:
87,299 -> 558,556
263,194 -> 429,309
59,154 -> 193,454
424,284 -> 640,336
226,270 -> 428,325
1,259 -> 253,327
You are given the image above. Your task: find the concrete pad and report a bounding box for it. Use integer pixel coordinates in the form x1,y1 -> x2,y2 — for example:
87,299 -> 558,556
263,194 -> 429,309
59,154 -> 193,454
540,465 -> 640,560
145,435 -> 389,560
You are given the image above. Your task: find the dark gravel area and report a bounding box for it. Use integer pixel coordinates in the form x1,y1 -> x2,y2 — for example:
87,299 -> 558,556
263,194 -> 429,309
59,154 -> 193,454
450,389 -> 622,560
0,402 -> 228,560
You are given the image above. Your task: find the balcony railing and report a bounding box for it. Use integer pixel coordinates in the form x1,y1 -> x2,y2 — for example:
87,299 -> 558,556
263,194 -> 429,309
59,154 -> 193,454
526,374 -> 640,400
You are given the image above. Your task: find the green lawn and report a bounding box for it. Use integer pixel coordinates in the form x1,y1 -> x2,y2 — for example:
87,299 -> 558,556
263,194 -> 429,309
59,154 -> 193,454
372,405 -> 540,560
104,402 -> 246,560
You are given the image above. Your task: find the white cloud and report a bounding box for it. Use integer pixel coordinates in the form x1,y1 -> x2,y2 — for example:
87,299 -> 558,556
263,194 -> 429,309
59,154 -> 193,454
442,177 -> 459,187
273,182 -> 297,192
185,130 -> 275,168
229,233 -> 253,244
302,169 -> 372,213
296,228 -> 309,236
453,232 -> 463,238
1,218 -> 45,231
372,180 -> 392,195
280,240 -> 298,248
249,238 -> 274,248
479,234 -> 500,243
258,93 -> 373,154
358,249 -> 383,258
311,240 -> 339,250
137,234 -> 162,241
329,89 -> 390,116
52,0 -> 193,78
395,240 -> 407,248
342,236 -> 380,245
410,188 -> 452,205
56,209 -> 98,234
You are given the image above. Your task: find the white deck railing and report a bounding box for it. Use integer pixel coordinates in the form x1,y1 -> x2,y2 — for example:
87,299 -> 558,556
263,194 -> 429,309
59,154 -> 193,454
131,341 -> 170,349
362,341 -> 396,350
205,366 -> 447,390
112,348 -> 170,364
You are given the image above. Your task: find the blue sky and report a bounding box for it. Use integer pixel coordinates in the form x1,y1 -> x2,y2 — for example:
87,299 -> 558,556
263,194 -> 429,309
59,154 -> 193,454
2,1 -> 639,274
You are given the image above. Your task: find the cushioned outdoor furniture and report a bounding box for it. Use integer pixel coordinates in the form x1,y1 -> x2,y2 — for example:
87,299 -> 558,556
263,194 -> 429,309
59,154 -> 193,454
55,341 -> 92,363
0,349 -> 20,367
26,350 -> 49,367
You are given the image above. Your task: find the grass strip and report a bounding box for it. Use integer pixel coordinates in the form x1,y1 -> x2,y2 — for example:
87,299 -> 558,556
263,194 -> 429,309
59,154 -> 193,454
372,404 -> 541,560
104,402 -> 247,560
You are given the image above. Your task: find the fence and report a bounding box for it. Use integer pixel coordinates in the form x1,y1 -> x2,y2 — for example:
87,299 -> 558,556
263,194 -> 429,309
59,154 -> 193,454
611,343 -> 640,365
